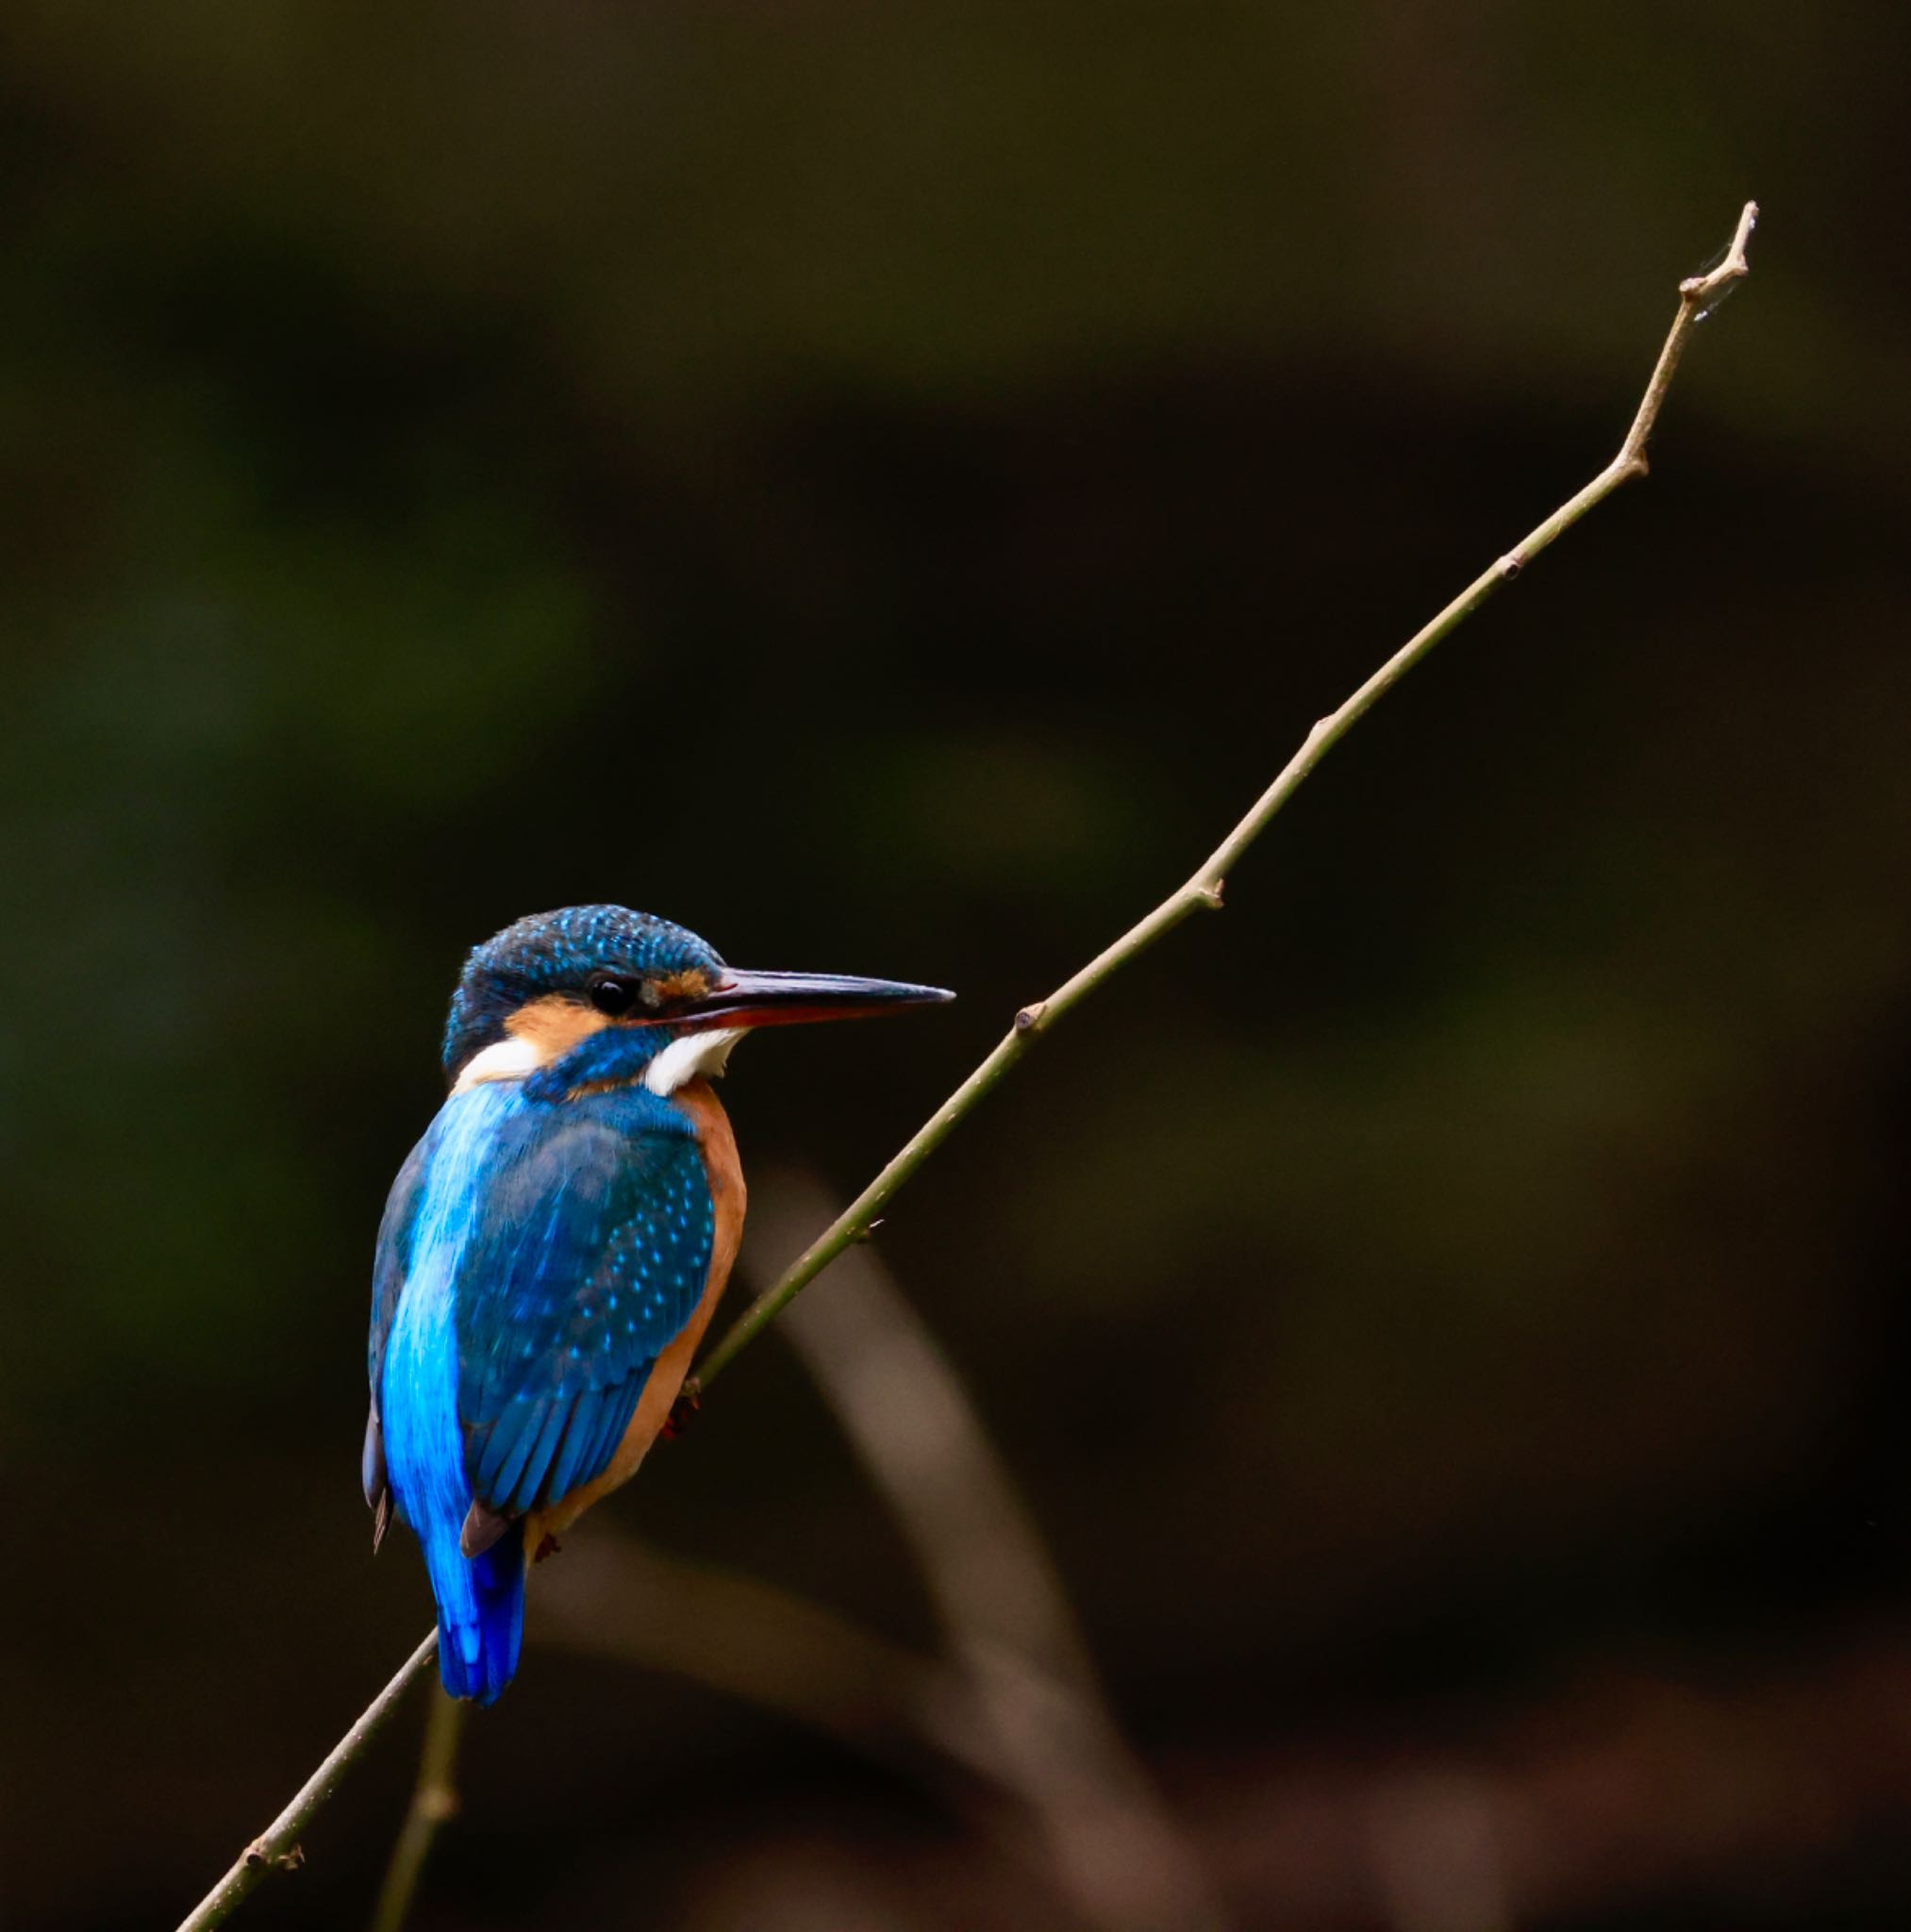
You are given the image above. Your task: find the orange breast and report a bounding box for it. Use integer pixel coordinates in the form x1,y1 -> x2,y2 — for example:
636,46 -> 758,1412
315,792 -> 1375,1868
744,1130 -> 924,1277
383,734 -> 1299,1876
525,1075 -> 745,1545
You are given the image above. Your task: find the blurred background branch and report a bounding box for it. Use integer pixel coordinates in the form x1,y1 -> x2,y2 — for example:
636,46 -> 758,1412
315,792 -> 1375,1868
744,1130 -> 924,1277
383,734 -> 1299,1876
762,1167 -> 1228,1931
366,1690 -> 464,1932
568,1613 -> 1911,1929
538,1534 -> 993,1785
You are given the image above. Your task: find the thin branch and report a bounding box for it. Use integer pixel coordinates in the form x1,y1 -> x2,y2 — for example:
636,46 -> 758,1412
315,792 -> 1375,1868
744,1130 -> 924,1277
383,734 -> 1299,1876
175,200 -> 1757,1932
695,198 -> 1759,1386
366,1689 -> 466,1932
175,1633 -> 439,1932
761,1170 -> 1230,1932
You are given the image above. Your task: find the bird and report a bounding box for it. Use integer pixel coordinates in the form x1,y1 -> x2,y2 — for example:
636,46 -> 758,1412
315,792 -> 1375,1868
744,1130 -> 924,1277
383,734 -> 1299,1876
364,904 -> 953,1703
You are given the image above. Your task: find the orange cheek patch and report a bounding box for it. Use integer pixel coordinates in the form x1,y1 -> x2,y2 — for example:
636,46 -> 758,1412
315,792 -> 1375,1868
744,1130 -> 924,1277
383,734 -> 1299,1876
652,968 -> 715,1004
504,994 -> 608,1062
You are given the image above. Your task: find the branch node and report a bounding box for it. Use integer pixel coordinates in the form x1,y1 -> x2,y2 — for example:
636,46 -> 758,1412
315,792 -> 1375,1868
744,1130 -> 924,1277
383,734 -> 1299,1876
1195,879 -> 1225,909
1014,1003 -> 1045,1033
1496,554 -> 1522,579
1681,261 -> 1747,301
1677,200 -> 1758,316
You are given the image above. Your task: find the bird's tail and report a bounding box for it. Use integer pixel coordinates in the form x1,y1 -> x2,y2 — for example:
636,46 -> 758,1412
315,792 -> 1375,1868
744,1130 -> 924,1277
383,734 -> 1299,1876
424,1520 -> 526,1705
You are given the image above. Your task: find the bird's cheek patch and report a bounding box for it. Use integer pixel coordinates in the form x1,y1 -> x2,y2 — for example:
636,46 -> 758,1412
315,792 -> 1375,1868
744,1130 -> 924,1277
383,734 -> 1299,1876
504,994 -> 609,1061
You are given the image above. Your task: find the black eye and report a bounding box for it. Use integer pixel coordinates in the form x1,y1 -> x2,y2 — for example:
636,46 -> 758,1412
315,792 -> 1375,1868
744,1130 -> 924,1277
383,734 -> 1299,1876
588,974 -> 636,1016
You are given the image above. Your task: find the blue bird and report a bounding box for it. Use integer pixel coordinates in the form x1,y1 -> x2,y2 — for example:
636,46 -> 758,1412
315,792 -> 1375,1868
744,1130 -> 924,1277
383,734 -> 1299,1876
365,905 -> 952,1703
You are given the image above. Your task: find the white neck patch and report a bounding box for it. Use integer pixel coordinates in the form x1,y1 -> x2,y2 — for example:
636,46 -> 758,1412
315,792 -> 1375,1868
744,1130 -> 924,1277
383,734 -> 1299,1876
643,1025 -> 747,1095
451,1033 -> 545,1095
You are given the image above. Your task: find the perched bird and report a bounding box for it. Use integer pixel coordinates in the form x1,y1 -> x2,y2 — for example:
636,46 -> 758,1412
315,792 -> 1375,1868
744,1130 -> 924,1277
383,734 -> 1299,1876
365,905 -> 952,1703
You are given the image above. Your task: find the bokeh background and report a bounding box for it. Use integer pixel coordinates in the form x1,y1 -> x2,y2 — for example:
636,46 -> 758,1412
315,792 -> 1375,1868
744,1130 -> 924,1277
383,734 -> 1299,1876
3,5 -> 1908,1928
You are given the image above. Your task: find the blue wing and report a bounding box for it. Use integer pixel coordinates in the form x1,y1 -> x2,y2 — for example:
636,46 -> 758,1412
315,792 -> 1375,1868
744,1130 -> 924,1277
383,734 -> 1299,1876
369,1083 -> 716,1537
451,1086 -> 717,1518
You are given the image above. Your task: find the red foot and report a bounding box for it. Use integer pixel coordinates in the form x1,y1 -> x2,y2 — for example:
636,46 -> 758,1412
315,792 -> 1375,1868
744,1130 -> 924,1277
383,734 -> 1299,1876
663,1376 -> 704,1440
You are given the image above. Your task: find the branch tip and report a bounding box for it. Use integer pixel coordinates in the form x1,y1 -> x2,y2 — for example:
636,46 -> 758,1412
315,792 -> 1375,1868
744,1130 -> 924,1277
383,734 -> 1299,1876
1680,199 -> 1759,308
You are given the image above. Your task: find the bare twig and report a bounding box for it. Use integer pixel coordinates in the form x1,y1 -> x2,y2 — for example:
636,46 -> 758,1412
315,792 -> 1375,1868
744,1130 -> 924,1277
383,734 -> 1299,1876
174,201 -> 1757,1932
761,1171 -> 1230,1932
695,200 -> 1760,1386
366,1689 -> 465,1932
175,1632 -> 438,1932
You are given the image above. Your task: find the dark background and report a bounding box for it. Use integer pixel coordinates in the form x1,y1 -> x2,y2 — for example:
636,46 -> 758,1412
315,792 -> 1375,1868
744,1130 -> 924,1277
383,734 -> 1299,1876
3,4 -> 1907,1928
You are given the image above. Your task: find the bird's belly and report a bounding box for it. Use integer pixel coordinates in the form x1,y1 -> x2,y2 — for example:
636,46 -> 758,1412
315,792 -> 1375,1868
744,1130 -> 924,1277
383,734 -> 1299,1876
528,1075 -> 745,1543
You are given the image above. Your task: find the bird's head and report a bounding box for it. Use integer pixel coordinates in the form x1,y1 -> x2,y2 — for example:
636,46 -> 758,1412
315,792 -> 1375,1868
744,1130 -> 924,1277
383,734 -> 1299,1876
442,905 -> 952,1099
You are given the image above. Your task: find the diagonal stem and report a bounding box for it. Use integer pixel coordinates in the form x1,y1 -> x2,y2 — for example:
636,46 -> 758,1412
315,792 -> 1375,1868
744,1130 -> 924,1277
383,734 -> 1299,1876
174,199 -> 1756,1932
697,199 -> 1759,1387
175,1633 -> 439,1932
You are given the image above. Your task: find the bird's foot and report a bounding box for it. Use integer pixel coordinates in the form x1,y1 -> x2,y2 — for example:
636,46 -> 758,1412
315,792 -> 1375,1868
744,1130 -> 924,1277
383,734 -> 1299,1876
663,1376 -> 704,1440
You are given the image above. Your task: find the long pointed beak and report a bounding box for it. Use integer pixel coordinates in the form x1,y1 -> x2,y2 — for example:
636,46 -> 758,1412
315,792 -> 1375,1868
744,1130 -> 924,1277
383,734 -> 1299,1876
686,968 -> 955,1030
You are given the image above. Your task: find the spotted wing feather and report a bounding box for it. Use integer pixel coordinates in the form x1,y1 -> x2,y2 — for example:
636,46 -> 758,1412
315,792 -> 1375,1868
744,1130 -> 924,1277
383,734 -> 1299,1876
453,1088 -> 716,1520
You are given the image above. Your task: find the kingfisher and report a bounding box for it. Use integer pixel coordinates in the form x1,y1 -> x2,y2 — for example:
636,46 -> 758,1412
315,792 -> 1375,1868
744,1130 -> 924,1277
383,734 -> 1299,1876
364,905 -> 952,1703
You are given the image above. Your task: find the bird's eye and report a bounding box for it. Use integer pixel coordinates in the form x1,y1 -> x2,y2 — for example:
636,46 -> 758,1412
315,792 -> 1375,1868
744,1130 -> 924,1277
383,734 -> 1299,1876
588,974 -> 636,1016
